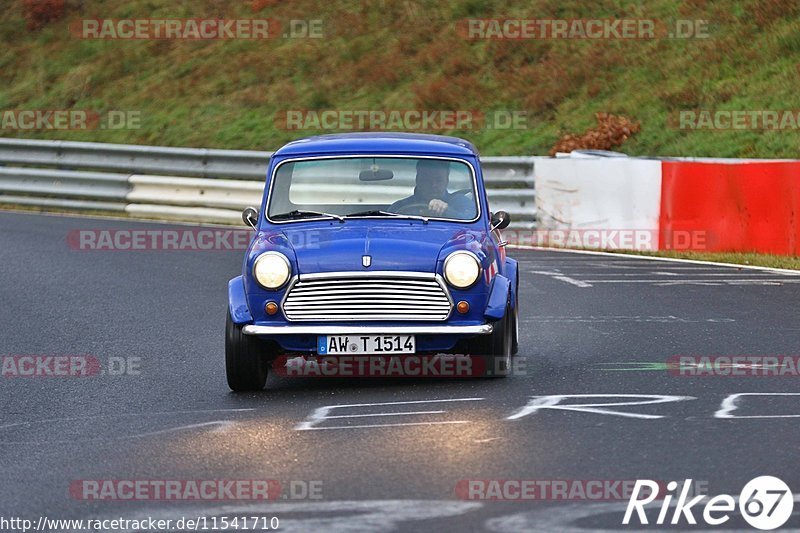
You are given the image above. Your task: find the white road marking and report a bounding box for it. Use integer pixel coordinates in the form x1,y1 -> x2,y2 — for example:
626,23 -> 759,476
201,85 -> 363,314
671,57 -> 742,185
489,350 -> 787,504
295,398 -> 484,431
0,409 -> 256,444
324,410 -> 446,419
0,420 -> 238,444
534,265 -> 757,270
530,269 -> 800,288
123,421 -> 237,438
553,275 -> 593,287
512,245 -> 800,275
527,249 -> 800,289
523,315 -> 734,323
507,394 -> 697,420
300,421 -> 470,431
485,495 -> 800,533
715,393 -> 800,419
529,270 -> 592,287
0,408 -> 255,431
571,272 -> 779,276
583,279 -> 799,285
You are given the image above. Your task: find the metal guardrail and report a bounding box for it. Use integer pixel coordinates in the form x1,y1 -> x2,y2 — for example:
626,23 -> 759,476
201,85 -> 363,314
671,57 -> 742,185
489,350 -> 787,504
0,138 -> 272,179
0,138 -> 535,227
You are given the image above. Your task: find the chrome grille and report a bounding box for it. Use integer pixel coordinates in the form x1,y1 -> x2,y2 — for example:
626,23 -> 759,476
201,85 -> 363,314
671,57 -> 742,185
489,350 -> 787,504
282,272 -> 452,321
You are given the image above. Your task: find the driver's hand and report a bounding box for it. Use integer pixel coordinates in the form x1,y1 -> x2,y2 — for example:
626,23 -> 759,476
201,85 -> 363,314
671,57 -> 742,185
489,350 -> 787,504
428,199 -> 448,215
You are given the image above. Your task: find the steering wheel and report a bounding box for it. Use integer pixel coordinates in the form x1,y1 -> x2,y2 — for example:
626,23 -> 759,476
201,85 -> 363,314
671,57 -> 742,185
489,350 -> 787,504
395,201 -> 435,216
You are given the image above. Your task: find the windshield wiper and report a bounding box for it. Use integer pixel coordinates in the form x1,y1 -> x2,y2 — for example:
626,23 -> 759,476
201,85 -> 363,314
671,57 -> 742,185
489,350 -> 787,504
271,210 -> 345,222
346,210 -> 429,223
346,209 -> 400,217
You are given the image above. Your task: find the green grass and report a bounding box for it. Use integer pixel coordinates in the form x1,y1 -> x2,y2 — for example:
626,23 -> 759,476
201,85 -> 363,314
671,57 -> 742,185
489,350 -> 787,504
2,0 -> 800,156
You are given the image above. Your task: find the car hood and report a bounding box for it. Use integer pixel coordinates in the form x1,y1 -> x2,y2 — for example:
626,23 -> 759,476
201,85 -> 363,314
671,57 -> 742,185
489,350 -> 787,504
278,222 -> 484,274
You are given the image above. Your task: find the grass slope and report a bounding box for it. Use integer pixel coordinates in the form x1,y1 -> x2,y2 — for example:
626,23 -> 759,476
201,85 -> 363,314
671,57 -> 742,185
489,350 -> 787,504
1,0 -> 799,155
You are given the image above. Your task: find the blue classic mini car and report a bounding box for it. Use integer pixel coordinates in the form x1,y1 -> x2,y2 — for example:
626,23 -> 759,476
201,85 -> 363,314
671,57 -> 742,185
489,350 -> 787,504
226,132 -> 519,390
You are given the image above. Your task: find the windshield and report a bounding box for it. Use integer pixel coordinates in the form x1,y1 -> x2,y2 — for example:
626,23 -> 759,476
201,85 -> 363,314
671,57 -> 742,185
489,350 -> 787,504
267,156 -> 479,222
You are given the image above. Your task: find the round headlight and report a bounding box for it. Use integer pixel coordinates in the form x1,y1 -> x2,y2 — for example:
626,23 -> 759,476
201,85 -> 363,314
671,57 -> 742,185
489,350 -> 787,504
253,252 -> 291,289
444,251 -> 481,289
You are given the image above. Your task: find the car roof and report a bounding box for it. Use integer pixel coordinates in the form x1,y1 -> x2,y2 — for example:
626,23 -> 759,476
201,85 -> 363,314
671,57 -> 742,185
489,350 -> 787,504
273,132 -> 479,157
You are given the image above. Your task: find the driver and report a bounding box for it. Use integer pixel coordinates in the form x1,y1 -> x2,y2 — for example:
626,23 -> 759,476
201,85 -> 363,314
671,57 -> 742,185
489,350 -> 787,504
389,160 -> 473,218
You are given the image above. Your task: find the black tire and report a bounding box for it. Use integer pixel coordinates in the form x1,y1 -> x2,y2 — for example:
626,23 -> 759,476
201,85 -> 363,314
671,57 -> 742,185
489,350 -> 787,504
511,273 -> 520,356
467,303 -> 513,378
225,310 -> 271,391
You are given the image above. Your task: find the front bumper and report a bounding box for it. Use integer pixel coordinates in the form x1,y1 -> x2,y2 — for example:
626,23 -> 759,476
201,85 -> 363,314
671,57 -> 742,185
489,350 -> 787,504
242,324 -> 493,335
229,272 -> 508,352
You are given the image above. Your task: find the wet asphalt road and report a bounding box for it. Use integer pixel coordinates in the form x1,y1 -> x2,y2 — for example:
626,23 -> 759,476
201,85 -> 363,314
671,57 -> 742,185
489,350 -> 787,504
1,210 -> 800,532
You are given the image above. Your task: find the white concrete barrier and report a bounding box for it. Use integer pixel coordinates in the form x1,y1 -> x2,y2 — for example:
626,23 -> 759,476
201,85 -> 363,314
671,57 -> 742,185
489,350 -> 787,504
534,157 -> 662,250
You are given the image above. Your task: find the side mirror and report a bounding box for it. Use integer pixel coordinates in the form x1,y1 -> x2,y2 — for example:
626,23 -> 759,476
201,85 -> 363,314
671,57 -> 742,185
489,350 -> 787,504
242,206 -> 259,231
491,210 -> 511,231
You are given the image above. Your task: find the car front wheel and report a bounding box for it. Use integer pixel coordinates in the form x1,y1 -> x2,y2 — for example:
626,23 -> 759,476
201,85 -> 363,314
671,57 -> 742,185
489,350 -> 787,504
467,303 -> 512,378
225,310 -> 273,391
511,275 -> 519,355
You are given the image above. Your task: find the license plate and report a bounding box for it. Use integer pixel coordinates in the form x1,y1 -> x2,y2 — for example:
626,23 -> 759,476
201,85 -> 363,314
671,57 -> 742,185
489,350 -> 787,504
317,335 -> 415,355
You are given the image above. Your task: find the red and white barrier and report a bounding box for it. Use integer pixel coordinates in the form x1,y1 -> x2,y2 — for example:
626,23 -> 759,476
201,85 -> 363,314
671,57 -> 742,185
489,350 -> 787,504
534,156 -> 800,255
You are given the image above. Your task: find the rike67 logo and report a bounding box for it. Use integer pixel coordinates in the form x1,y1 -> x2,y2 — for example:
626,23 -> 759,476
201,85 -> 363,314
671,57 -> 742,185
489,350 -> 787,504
624,476 -> 794,530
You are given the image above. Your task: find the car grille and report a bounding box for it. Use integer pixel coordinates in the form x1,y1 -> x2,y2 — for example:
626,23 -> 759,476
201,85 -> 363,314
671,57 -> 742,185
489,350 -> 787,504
282,272 -> 452,321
